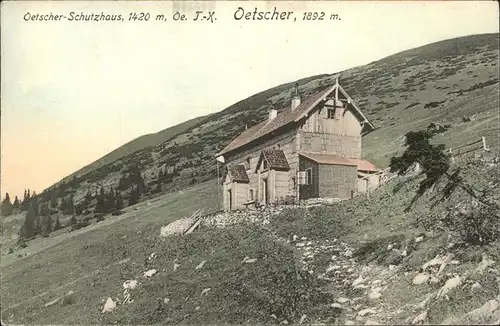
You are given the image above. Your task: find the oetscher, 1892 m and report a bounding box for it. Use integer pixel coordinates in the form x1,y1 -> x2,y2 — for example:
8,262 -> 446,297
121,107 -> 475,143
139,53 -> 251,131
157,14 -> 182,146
233,7 -> 295,21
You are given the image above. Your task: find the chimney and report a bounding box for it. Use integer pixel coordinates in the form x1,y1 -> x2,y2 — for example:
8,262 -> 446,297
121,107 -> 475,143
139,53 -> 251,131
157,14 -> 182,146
268,109 -> 278,122
291,82 -> 301,111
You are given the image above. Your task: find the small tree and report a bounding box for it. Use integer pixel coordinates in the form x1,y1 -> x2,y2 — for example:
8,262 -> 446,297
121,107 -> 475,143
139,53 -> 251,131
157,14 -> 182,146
23,203 -> 37,238
390,126 -> 500,244
13,196 -> 20,209
1,192 -> 13,217
128,186 -> 140,206
390,127 -> 499,211
54,216 -> 62,230
115,191 -> 124,210
44,215 -> 53,235
70,214 -> 77,226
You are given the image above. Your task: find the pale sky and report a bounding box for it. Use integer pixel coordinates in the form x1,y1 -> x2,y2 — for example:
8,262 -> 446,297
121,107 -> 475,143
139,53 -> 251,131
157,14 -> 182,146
1,1 -> 498,200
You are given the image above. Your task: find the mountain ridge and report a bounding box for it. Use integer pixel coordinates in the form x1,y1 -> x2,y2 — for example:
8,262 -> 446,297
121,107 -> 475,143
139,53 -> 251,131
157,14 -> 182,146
41,33 -> 499,206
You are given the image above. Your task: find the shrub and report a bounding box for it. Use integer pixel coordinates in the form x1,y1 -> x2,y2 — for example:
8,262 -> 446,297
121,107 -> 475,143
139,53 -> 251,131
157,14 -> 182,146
71,220 -> 91,231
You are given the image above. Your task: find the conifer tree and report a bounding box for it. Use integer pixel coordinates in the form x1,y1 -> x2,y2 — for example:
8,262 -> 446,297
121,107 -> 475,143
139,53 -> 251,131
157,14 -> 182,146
23,203 -> 37,238
13,196 -> 20,209
95,187 -> 106,213
115,191 -> 124,210
129,186 -> 140,206
44,215 -> 53,235
54,216 -> 62,230
1,193 -> 13,216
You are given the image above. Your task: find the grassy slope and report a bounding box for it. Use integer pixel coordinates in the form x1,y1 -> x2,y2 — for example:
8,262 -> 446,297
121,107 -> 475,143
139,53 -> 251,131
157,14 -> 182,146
2,160 -> 499,325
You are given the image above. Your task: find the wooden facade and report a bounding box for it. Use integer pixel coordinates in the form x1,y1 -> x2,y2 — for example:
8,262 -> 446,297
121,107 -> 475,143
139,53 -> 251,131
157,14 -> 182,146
217,80 -> 380,210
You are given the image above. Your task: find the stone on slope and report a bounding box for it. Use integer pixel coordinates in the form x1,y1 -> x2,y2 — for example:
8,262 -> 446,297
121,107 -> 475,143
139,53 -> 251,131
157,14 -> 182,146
123,280 -> 138,290
476,253 -> 495,275
102,297 -> 116,313
437,276 -> 461,299
160,215 -> 199,237
358,308 -> 377,317
352,276 -> 365,287
195,260 -> 207,270
368,291 -> 382,300
143,269 -> 157,278
413,273 -> 429,285
44,297 -> 60,308
336,297 -> 350,304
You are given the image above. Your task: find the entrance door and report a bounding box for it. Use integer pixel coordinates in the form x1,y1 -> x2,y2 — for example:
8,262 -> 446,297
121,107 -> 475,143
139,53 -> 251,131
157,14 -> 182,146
227,189 -> 232,210
262,178 -> 269,204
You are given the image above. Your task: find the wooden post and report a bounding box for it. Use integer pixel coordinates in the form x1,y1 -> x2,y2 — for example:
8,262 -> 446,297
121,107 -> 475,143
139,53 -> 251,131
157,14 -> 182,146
482,136 -> 490,151
216,160 -> 220,209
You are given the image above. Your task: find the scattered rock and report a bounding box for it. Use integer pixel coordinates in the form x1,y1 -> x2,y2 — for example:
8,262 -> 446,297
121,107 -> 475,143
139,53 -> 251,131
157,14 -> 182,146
471,282 -> 483,292
299,314 -> 307,324
143,269 -> 157,278
358,308 -> 377,317
123,280 -> 138,290
163,298 -> 170,304
201,288 -> 211,296
242,257 -> 258,264
365,319 -> 382,325
196,260 -> 207,270
44,297 -> 60,308
345,321 -> 356,325
174,263 -> 180,271
336,297 -> 350,304
352,276 -> 365,287
422,253 -> 454,271
160,216 -> 198,237
102,297 -> 116,313
437,276 -> 462,299
331,303 -> 344,309
476,253 -> 495,275
415,236 -> 424,243
369,291 -> 382,300
413,273 -> 429,285
326,265 -> 342,273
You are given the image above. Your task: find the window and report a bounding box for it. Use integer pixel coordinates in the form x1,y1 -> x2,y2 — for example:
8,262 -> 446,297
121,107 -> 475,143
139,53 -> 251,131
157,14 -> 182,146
327,109 -> 336,119
249,189 -> 255,201
263,159 -> 268,170
245,157 -> 251,170
306,168 -> 313,185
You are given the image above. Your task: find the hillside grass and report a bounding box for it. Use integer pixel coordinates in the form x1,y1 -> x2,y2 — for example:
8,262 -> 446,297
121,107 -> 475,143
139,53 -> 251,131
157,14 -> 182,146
3,159 -> 499,325
1,180 -> 334,325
